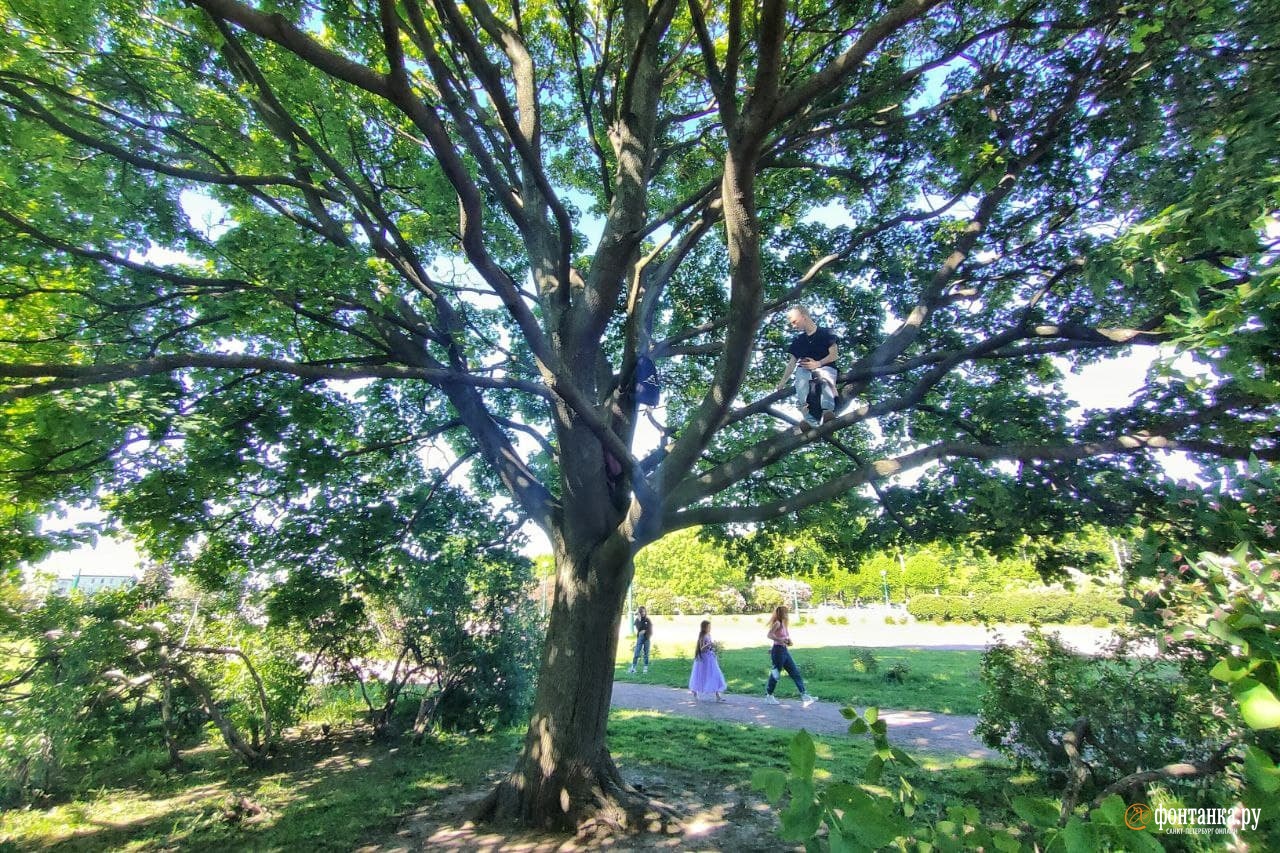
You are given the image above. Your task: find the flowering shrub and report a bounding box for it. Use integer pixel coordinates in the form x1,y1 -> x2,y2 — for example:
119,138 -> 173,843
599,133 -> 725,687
749,577 -> 812,612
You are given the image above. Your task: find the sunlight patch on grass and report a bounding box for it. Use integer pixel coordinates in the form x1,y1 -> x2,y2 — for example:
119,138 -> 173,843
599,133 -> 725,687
0,728 -> 523,852
607,708 -> 1036,836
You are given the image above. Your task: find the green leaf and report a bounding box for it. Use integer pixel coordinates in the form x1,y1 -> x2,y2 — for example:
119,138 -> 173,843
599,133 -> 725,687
1244,745 -> 1280,793
844,794 -> 905,848
1012,795 -> 1060,829
1231,613 -> 1264,631
864,754 -> 885,783
789,730 -> 816,780
779,790 -> 823,843
1230,542 -> 1251,566
890,747 -> 917,768
824,783 -> 862,810
1210,657 -> 1254,683
751,768 -> 788,802
828,821 -> 857,853
1206,619 -> 1246,646
992,832 -> 1022,852
848,718 -> 869,735
864,706 -> 878,726
1093,795 -> 1126,826
1062,816 -> 1095,853
1233,678 -> 1280,729
1113,825 -> 1166,853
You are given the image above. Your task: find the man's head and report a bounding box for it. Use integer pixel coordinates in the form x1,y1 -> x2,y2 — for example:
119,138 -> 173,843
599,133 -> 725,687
637,606 -> 647,617
786,305 -> 815,333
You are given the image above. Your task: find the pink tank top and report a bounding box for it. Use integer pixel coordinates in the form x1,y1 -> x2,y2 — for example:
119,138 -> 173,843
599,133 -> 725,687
771,621 -> 790,645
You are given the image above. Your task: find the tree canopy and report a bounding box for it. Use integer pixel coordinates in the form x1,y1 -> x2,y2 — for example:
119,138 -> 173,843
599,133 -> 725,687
2,0 -> 1277,829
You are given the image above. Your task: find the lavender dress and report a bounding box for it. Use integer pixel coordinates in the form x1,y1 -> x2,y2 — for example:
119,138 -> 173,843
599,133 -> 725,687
688,635 -> 728,696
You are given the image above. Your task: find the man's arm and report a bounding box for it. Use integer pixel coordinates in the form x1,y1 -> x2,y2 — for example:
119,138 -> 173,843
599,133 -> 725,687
776,355 -> 798,391
820,341 -> 838,367
799,341 -> 838,371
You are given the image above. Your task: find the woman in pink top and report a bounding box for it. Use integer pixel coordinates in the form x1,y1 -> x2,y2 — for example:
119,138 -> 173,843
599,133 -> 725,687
764,605 -> 816,706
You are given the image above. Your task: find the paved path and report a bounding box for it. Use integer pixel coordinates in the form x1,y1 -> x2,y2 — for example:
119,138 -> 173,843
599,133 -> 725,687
611,681 -> 997,760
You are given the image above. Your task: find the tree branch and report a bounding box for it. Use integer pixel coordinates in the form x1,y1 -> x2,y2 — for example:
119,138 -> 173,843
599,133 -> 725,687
1090,745 -> 1240,807
0,354 -> 554,401
667,431 -> 1279,529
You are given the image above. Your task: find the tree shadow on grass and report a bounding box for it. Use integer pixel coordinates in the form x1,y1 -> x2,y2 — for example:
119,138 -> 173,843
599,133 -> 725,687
8,726 -> 518,852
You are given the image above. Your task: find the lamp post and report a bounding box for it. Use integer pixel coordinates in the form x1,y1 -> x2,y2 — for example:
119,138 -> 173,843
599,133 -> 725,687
785,543 -> 798,615
898,550 -> 907,605
880,568 -> 889,605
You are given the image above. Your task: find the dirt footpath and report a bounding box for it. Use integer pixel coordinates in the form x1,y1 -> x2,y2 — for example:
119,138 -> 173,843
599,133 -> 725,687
611,682 -> 997,759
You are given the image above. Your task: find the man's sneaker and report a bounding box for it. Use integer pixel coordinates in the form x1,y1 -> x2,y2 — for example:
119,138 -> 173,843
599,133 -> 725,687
627,666 -> 636,673
643,666 -> 648,673
765,694 -> 781,705
802,694 -> 818,708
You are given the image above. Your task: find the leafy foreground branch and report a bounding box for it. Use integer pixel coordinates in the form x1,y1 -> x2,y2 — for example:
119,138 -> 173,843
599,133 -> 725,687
756,711 -> 1163,851
754,550 -> 1280,852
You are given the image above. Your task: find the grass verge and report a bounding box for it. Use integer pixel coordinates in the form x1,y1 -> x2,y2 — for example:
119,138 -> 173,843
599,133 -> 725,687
608,710 -> 1041,833
616,645 -> 983,715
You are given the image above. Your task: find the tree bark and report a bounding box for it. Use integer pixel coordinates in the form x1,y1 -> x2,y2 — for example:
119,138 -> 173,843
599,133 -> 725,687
160,673 -> 183,768
173,664 -> 265,765
475,537 -> 664,831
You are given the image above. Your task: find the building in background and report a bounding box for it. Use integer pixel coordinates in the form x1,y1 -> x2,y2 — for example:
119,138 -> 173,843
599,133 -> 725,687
51,572 -> 137,595
27,535 -> 142,597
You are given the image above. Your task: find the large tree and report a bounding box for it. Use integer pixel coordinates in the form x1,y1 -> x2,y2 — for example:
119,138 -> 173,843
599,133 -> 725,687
1,0 -> 1276,830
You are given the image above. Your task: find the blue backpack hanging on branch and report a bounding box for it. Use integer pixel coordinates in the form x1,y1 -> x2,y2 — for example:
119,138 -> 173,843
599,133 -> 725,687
634,353 -> 661,407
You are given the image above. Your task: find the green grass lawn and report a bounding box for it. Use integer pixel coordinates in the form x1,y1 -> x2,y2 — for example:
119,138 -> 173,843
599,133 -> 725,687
0,727 -> 521,852
1,709 -> 1028,852
610,711 -> 1037,833
617,644 -> 983,715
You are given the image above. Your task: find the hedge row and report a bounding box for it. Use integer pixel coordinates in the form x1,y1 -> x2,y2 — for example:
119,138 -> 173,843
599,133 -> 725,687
906,591 -> 1127,624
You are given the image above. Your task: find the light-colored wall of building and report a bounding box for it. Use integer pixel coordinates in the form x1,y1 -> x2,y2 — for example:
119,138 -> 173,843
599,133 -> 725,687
52,575 -> 137,595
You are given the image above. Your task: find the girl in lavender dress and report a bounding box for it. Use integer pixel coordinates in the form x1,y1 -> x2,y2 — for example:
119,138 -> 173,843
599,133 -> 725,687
688,619 -> 728,702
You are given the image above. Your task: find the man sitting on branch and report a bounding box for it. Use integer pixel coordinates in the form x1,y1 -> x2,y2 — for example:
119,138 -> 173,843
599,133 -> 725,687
776,305 -> 839,429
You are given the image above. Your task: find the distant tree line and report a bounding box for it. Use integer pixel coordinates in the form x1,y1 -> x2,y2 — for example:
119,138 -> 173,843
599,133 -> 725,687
630,527 -> 1124,615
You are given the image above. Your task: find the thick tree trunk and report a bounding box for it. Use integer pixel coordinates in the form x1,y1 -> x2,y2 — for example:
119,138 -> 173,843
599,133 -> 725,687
475,539 -> 664,832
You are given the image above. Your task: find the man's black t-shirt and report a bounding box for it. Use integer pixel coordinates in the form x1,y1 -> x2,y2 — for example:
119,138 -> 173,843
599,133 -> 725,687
634,615 -> 652,638
787,327 -> 838,365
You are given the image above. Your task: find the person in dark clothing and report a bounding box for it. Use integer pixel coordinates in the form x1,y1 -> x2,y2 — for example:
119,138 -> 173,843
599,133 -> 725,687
775,305 -> 839,428
628,606 -> 653,673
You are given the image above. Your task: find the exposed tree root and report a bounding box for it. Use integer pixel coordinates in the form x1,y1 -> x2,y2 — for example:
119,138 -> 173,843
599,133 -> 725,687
471,761 -> 683,840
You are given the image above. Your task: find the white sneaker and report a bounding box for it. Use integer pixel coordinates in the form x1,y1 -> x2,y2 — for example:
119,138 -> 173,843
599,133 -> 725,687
765,694 -> 780,705
802,694 -> 817,708
627,666 -> 635,673
643,666 -> 648,673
